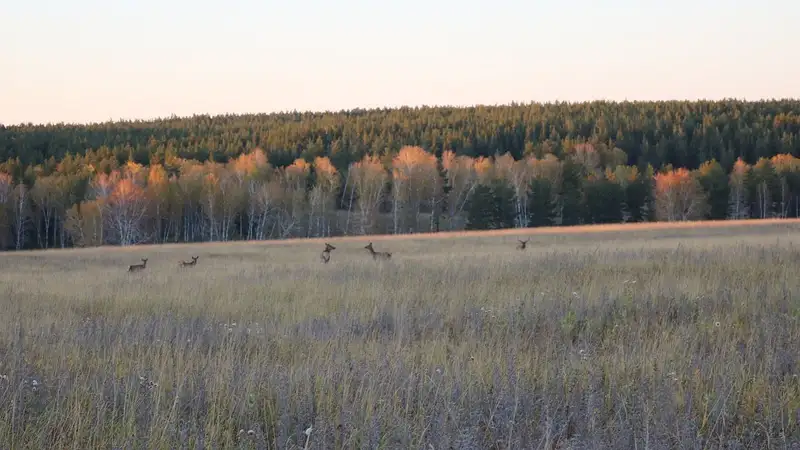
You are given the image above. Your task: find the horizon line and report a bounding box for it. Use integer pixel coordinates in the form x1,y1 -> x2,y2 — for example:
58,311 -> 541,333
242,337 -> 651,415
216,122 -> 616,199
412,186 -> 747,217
4,96 -> 800,129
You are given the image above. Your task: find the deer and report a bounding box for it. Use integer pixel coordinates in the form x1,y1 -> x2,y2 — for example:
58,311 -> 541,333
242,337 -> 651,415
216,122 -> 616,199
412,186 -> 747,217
364,242 -> 392,260
516,238 -> 530,250
128,258 -> 148,272
320,243 -> 336,264
179,256 -> 199,267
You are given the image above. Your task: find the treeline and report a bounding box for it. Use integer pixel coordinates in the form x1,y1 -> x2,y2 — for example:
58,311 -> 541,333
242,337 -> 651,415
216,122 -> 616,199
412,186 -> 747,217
0,99 -> 799,250
0,144 -> 798,250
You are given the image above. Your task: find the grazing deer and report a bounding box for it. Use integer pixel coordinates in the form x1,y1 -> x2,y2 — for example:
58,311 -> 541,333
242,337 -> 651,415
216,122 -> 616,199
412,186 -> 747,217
320,243 -> 336,264
364,242 -> 392,260
516,238 -> 530,250
128,258 -> 148,272
179,256 -> 199,267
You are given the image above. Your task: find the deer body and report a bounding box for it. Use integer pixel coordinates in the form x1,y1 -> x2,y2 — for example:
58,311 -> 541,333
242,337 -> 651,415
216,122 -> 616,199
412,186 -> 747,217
128,258 -> 148,272
179,256 -> 199,267
320,243 -> 336,263
364,242 -> 391,260
517,239 -> 530,250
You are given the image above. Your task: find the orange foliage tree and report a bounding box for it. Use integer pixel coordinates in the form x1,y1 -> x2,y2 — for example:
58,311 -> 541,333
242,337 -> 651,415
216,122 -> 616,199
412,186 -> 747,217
391,145 -> 440,233
309,156 -> 339,237
654,168 -> 707,221
349,155 -> 388,235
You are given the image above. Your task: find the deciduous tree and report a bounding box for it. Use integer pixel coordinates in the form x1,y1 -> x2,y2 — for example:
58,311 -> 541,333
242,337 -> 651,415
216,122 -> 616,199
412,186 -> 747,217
349,155 -> 388,235
654,168 -> 707,221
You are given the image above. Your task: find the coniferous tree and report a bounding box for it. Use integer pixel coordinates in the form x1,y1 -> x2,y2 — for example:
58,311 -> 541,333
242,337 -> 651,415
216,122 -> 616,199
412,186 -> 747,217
465,180 -> 515,230
696,160 -> 730,220
526,178 -> 556,227
583,176 -> 625,224
464,184 -> 495,230
559,159 -> 585,225
488,179 -> 517,230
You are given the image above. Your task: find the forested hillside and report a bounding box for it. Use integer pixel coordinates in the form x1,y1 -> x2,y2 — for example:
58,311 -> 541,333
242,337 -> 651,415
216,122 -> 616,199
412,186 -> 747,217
1,99 -> 799,250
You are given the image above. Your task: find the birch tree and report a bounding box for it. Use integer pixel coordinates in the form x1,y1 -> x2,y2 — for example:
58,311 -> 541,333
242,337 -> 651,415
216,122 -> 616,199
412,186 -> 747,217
246,177 -> 282,240
309,156 -> 340,237
11,183 -> 32,249
275,158 -> 310,238
746,158 -> 778,219
654,168 -> 707,221
441,150 -> 477,230
146,164 -> 170,243
177,161 -> 205,242
0,173 -> 12,248
770,154 -> 800,218
31,175 -> 62,249
89,170 -> 118,244
218,167 -> 247,241
350,155 -> 388,235
106,175 -> 150,245
64,200 -> 104,247
391,146 -> 439,233
200,162 -> 244,242
493,152 -> 534,227
728,158 -> 750,219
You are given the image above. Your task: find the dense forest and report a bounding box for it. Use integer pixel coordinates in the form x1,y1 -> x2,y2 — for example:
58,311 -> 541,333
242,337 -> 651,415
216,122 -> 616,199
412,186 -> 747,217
1,99 -> 799,250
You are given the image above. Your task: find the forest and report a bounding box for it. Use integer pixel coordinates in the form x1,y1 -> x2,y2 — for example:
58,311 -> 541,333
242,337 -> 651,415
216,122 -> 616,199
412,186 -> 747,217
0,99 -> 799,250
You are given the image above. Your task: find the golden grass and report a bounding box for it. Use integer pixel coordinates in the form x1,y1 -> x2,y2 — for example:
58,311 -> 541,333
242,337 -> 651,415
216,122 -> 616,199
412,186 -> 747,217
1,219 -> 799,448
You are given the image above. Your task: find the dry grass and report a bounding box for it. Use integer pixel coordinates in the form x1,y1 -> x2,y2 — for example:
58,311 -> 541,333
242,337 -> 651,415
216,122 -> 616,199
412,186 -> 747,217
1,219 -> 800,449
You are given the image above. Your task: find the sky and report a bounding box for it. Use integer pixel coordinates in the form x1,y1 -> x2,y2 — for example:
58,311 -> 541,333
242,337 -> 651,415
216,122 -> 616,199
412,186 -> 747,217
1,0 -> 798,126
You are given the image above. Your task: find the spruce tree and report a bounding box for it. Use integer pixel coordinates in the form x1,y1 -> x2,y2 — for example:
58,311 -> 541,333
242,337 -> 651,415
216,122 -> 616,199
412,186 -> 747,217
465,184 -> 495,230
526,178 -> 556,227
696,160 -> 730,220
560,159 -> 585,225
583,177 -> 625,224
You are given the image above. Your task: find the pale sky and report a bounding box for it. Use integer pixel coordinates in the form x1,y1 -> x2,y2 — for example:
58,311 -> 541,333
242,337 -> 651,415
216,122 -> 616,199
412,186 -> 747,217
2,0 -> 798,126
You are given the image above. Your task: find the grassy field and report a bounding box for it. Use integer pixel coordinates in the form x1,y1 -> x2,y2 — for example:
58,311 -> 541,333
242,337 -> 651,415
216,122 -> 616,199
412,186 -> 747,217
1,219 -> 800,449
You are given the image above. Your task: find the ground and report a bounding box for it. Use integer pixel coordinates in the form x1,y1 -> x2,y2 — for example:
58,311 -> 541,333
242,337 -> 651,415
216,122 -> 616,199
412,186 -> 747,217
1,219 -> 799,448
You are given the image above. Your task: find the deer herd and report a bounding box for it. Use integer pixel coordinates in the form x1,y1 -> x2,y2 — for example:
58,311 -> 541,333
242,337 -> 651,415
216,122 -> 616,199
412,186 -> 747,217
127,255 -> 198,272
126,238 -> 531,272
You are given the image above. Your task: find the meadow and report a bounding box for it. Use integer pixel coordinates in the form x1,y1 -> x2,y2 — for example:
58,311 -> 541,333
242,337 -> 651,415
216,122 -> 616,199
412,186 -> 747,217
1,219 -> 800,449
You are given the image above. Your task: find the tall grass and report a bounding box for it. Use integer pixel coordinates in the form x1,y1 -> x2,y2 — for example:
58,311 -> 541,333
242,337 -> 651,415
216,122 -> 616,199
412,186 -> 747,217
1,220 -> 799,449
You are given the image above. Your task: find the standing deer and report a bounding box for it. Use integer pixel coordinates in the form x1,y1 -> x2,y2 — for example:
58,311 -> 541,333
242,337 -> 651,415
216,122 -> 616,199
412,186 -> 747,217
516,238 -> 530,250
128,258 -> 148,272
179,256 -> 199,267
364,242 -> 392,260
320,243 -> 336,263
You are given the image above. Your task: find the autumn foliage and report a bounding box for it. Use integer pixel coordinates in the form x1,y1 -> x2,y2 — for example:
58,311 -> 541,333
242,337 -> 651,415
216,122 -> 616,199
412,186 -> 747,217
654,168 -> 707,221
0,145 -> 800,249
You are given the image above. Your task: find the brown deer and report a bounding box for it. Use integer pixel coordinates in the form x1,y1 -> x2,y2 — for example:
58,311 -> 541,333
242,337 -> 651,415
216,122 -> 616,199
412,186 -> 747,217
179,256 -> 199,267
516,238 -> 530,250
320,243 -> 336,263
128,258 -> 148,272
364,242 -> 391,260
